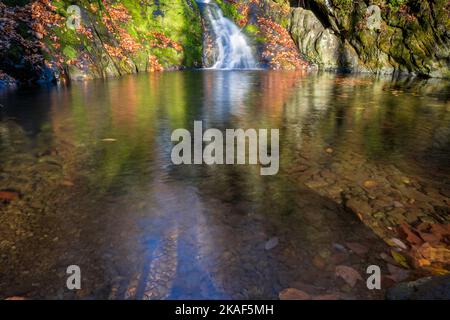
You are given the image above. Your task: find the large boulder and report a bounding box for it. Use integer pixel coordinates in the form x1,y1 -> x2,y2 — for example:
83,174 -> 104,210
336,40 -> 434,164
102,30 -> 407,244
288,0 -> 450,78
289,7 -> 363,71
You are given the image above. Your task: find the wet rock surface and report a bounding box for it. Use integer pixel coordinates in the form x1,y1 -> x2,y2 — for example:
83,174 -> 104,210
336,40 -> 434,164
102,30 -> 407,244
387,275 -> 450,300
289,7 -> 362,72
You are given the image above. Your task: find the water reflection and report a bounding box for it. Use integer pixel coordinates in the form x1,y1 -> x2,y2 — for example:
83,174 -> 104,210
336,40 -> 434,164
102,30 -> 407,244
0,71 -> 449,299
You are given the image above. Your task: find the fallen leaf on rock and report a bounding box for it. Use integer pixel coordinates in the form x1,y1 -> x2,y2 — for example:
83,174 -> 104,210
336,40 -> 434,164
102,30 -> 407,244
62,180 -> 74,187
288,281 -> 325,295
413,242 -> 450,264
346,242 -> 369,255
393,201 -> 404,208
416,222 -> 430,232
391,250 -> 410,269
444,224 -> 450,234
0,191 -> 19,202
427,267 -> 450,276
417,258 -> 431,267
430,224 -> 450,238
418,231 -> 441,244
265,237 -> 279,250
380,252 -> 397,265
387,264 -> 410,282
363,180 -> 378,188
401,176 -> 411,184
5,296 -> 26,300
390,238 -> 407,250
279,288 -> 311,300
398,223 -> 423,246
335,265 -> 362,287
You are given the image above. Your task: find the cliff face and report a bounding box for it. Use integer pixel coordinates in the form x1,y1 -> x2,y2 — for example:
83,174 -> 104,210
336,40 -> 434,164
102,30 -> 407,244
0,0 -> 203,85
287,0 -> 450,78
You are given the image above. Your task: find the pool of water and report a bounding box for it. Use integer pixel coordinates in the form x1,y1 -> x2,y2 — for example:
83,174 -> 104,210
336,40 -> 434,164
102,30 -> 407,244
0,71 -> 449,299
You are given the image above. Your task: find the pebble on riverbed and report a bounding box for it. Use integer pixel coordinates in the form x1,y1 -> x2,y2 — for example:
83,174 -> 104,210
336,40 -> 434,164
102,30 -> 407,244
264,237 -> 279,251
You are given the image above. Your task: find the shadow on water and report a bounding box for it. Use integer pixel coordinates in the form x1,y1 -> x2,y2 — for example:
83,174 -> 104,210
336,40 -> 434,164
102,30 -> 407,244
0,71 -> 449,299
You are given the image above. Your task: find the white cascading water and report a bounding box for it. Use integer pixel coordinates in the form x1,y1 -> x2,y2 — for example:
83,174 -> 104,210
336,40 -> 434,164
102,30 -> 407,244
197,0 -> 257,69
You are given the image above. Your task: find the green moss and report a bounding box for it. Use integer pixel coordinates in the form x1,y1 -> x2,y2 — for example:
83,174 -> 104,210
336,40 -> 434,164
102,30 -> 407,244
279,17 -> 290,29
121,0 -> 202,68
387,0 -> 407,12
216,0 -> 245,23
31,0 -> 203,79
243,24 -> 259,36
62,46 -> 78,59
331,0 -> 353,11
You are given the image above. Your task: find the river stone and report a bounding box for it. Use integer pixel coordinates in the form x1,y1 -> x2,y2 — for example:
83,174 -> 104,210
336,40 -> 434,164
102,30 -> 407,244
279,288 -> 311,300
346,242 -> 369,256
344,198 -> 373,216
386,275 -> 450,300
265,237 -> 279,251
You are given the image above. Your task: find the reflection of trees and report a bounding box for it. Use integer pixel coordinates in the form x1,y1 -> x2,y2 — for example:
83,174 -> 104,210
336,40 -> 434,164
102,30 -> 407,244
4,70 -> 448,298
49,75 -> 162,194
308,75 -> 450,176
161,71 -> 386,298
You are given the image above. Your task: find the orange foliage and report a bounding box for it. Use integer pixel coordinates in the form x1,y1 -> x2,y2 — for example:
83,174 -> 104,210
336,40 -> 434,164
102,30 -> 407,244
101,2 -> 142,57
0,1 -> 57,71
147,32 -> 183,52
147,55 -> 163,72
257,16 -> 308,70
31,0 -> 63,38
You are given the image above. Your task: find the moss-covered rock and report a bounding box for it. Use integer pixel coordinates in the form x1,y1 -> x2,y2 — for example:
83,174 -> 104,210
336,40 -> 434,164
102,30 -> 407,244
288,0 -> 450,77
0,0 -> 203,84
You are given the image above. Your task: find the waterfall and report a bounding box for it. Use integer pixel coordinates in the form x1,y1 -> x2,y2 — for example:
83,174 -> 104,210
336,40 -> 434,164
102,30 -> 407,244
197,0 -> 257,69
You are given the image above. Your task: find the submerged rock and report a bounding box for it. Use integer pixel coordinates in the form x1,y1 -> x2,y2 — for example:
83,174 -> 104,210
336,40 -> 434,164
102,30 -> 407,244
335,265 -> 363,287
264,237 -> 279,250
0,190 -> 19,203
387,275 -> 450,300
279,288 -> 311,300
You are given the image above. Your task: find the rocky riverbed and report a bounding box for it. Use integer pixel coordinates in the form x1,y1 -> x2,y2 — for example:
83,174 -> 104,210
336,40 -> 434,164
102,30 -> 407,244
1,71 -> 449,299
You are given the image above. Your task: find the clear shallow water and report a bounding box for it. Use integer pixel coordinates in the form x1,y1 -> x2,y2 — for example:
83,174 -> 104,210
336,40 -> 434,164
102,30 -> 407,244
0,71 -> 449,299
